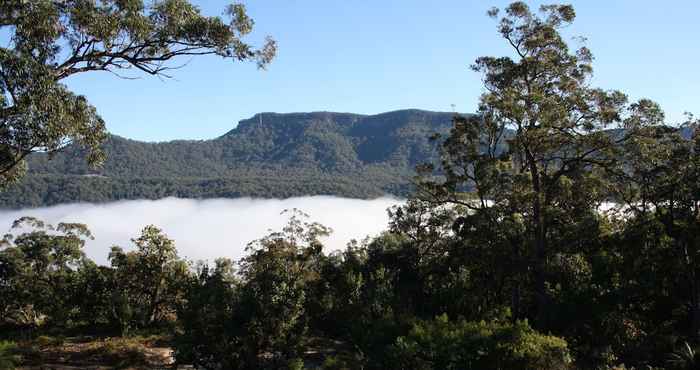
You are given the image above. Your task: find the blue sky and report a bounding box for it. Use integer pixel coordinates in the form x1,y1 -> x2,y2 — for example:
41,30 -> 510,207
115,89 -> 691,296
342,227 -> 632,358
38,1 -> 700,141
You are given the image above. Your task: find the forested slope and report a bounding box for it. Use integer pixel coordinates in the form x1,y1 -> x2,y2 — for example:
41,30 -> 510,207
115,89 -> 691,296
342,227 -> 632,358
1,110 -> 464,208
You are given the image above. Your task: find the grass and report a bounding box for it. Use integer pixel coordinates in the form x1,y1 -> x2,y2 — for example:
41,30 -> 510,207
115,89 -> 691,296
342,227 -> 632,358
6,333 -> 360,369
12,334 -> 174,369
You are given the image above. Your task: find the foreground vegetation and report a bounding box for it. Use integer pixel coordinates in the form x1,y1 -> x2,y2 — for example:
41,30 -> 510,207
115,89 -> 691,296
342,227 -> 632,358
2,1 -> 699,369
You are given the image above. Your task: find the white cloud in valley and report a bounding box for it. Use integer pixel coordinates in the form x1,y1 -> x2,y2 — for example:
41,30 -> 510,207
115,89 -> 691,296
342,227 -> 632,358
0,197 -> 402,265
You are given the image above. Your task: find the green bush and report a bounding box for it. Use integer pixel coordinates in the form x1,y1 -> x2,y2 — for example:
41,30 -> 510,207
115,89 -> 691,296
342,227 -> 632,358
388,314 -> 571,370
321,354 -> 357,370
34,335 -> 65,347
0,341 -> 18,370
287,357 -> 305,370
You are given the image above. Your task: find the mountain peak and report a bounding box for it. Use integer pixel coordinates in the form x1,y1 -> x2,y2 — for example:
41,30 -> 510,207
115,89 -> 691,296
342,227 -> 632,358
222,109 -> 459,138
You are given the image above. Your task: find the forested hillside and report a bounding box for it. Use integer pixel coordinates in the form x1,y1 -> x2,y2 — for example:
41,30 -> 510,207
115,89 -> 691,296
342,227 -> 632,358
4,109 -> 688,209
1,110 -> 468,208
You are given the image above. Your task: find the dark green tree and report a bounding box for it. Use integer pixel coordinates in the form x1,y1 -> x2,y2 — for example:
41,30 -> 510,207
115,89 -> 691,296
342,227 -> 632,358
176,210 -> 330,369
611,115 -> 700,345
109,225 -> 189,332
418,1 -> 663,327
175,258 -> 242,369
0,217 -> 92,328
236,209 -> 330,367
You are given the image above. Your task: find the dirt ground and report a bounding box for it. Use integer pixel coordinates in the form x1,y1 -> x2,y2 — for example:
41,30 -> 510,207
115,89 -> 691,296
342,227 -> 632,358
11,335 -> 358,369
13,336 -> 181,370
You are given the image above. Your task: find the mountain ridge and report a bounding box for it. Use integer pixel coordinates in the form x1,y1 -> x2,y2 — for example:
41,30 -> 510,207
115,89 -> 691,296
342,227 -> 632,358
1,109 -> 463,208
2,109 -> 693,209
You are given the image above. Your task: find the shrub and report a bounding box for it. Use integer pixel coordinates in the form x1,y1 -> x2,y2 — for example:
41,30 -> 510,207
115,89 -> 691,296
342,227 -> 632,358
388,314 -> 571,370
322,354 -> 355,370
0,341 -> 18,370
287,357 -> 305,370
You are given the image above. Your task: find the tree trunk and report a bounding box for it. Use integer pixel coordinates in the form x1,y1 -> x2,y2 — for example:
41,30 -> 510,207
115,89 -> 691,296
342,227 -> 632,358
526,149 -> 548,329
511,238 -> 523,321
533,199 -> 548,329
147,277 -> 164,326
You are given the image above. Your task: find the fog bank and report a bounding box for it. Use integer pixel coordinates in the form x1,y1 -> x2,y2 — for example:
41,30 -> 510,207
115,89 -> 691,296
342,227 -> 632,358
0,196 -> 402,265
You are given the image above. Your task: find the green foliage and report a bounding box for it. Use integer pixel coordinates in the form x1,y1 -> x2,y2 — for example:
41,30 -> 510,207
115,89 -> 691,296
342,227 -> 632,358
174,259 -> 242,369
0,0 -> 274,185
0,219 -> 192,336
0,217 -> 92,328
0,341 -> 18,370
287,357 -> 305,370
236,210 -> 329,367
389,315 -> 571,370
321,354 -> 357,370
175,211 -> 330,369
418,0 -> 667,331
72,261 -> 118,329
108,225 -> 190,333
2,110 -> 457,207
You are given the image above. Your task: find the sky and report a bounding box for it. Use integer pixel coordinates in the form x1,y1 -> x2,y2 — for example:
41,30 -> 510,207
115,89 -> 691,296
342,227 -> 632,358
14,1 -> 700,141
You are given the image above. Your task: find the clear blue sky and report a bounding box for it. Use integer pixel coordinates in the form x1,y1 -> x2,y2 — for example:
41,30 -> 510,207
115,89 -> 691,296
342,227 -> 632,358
54,1 -> 700,141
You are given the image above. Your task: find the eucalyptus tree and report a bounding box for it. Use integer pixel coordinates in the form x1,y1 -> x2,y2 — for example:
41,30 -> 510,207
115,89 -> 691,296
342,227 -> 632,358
0,217 -> 92,328
0,0 -> 276,184
176,209 -> 331,368
236,209 -> 330,367
175,258 -> 241,369
417,2 -> 664,326
109,225 -> 189,331
612,115 -> 700,341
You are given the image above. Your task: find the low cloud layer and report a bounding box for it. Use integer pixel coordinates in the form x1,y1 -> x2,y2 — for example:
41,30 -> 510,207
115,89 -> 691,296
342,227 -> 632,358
0,196 -> 402,265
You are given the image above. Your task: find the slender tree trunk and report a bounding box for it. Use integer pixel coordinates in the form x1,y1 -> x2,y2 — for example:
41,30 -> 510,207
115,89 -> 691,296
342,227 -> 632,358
533,199 -> 548,329
511,275 -> 522,321
526,150 -> 548,329
147,276 -> 164,326
511,238 -> 522,321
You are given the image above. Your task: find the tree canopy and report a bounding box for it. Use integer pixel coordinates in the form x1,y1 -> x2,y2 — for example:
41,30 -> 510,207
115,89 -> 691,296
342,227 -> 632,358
417,1 -> 670,327
0,0 -> 275,185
